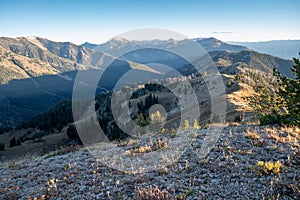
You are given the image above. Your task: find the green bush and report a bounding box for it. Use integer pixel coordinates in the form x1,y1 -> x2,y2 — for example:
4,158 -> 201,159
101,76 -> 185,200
270,57 -> 300,125
259,113 -> 280,125
247,55 -> 300,126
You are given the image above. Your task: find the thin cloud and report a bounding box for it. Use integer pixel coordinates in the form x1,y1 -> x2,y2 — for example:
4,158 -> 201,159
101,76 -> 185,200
212,32 -> 233,34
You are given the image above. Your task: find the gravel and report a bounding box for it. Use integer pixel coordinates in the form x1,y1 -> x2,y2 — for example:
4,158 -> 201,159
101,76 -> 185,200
0,125 -> 299,199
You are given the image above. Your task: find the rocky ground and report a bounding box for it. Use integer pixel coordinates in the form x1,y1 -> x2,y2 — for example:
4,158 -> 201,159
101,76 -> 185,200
0,124 -> 299,199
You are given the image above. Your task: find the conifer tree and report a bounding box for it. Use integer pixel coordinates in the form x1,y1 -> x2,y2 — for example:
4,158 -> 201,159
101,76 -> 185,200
247,55 -> 300,125
273,56 -> 300,125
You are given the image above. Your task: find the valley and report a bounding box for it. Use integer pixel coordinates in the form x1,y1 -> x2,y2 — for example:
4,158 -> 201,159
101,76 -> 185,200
0,36 -> 296,160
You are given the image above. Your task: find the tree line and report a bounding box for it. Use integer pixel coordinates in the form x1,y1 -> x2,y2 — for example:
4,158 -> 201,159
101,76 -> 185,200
247,55 -> 300,125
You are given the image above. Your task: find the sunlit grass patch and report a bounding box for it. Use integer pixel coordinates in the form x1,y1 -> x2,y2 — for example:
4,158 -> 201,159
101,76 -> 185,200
125,137 -> 168,155
245,128 -> 260,140
265,126 -> 299,145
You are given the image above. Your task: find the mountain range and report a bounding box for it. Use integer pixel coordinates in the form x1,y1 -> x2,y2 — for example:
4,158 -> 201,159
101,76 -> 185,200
228,40 -> 300,60
0,36 -> 295,131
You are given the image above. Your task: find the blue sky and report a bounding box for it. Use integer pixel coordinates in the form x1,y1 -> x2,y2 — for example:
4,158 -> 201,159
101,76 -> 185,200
0,0 -> 299,44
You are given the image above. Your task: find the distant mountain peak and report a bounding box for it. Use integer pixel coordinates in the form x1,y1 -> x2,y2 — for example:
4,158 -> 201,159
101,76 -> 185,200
195,37 -> 247,52
196,37 -> 224,45
108,37 -> 130,44
24,36 -> 48,43
111,36 -> 129,42
25,36 -> 39,40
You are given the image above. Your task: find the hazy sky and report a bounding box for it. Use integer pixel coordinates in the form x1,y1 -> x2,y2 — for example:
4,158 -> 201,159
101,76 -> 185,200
1,0 -> 299,44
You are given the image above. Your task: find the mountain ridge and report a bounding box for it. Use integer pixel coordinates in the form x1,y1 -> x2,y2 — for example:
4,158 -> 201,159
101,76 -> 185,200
228,40 -> 300,60
0,36 -> 295,130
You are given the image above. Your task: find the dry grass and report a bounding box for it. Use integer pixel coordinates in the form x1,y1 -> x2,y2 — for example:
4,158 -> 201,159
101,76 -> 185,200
44,145 -> 82,159
245,128 -> 260,140
116,139 -> 139,147
265,126 -> 300,145
280,126 -> 300,136
137,185 -> 169,200
125,137 -> 168,156
0,130 -> 70,163
227,82 -> 256,113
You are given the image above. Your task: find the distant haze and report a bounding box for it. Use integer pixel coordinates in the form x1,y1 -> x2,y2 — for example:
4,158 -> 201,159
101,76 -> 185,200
228,40 -> 300,60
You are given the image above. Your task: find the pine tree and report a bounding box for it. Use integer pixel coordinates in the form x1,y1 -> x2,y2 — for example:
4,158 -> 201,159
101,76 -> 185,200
9,137 -> 17,147
273,57 -> 300,125
16,139 -> 21,146
244,55 -> 300,125
245,84 -> 279,120
0,142 -> 4,151
67,125 -> 83,144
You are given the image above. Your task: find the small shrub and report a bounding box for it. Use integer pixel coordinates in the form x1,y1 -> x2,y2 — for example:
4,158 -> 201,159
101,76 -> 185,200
125,137 -> 168,155
193,119 -> 199,129
150,111 -> 164,124
63,164 -> 70,170
169,131 -> 177,138
46,178 -> 58,196
253,160 -> 281,175
8,162 -> 16,169
236,73 -> 243,81
260,114 -> 279,125
226,79 -> 234,88
183,120 -> 190,130
234,115 -> 242,123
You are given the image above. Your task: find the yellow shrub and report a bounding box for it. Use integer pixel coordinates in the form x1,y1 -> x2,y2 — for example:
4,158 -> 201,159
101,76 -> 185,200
264,161 -> 274,172
255,160 -> 281,175
272,161 -> 281,173
257,161 -> 264,167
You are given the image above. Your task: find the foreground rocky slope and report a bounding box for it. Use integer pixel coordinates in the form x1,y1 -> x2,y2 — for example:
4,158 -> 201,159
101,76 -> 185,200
0,124 -> 299,199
